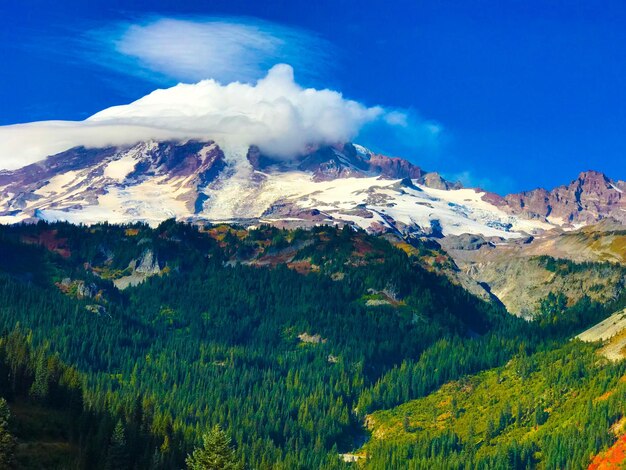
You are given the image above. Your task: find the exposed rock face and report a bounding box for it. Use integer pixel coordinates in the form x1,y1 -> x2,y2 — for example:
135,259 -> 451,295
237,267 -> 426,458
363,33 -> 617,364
497,171 -> 626,224
246,142 -> 454,186
136,249 -> 161,275
112,250 -> 162,290
480,191 -> 506,206
298,332 -> 326,344
76,281 -> 99,299
58,278 -> 99,299
0,140 -> 226,222
298,145 -> 370,181
444,234 -> 491,251
368,153 -> 424,180
85,304 -> 107,316
0,146 -> 118,190
441,223 -> 626,317
246,146 -> 263,170
422,172 -> 461,190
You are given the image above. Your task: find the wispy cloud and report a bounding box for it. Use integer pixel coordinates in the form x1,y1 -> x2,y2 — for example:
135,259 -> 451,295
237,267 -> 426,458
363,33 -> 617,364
357,109 -> 443,162
80,16 -> 333,85
447,170 -> 515,194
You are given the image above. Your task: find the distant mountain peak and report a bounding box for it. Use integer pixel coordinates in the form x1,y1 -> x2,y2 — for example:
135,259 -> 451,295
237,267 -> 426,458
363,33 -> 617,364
498,169 -> 625,225
577,169 -> 610,180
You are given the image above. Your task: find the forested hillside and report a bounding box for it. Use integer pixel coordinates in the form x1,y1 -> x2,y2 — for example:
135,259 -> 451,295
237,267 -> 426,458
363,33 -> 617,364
0,221 -> 624,468
362,341 -> 626,469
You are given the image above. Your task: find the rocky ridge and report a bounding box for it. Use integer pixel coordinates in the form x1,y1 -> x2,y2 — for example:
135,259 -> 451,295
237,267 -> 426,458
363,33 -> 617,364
488,170 -> 626,225
0,139 -> 623,242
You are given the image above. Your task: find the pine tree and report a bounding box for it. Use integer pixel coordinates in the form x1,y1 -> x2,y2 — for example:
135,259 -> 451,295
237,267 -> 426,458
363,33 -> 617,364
534,405 -> 549,427
106,419 -> 129,470
0,399 -> 11,429
0,398 -> 16,468
186,425 -> 243,470
402,413 -> 411,433
29,351 -> 49,401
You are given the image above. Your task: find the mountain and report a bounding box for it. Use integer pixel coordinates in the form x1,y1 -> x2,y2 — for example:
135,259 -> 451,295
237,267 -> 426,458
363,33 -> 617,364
1,147 -> 625,468
0,141 -> 226,224
2,33 -> 626,470
2,139 -> 623,240
494,170 -> 626,225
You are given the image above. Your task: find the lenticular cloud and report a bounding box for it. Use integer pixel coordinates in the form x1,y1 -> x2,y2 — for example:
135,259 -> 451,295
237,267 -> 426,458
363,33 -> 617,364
110,17 -> 330,84
0,64 -> 391,170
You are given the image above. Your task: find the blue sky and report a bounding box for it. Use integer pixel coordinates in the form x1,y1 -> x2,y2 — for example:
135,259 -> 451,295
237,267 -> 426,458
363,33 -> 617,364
1,0 -> 625,193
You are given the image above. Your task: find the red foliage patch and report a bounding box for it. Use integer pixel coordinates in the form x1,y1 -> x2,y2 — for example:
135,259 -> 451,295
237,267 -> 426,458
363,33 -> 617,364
21,230 -> 71,258
352,238 -> 374,257
589,434 -> 626,469
287,260 -> 314,275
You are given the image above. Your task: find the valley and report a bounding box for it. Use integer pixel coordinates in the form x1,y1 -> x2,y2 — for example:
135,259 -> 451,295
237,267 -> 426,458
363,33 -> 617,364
0,217 -> 624,468
0,136 -> 625,469
0,137 -> 625,469
1,4 -> 625,468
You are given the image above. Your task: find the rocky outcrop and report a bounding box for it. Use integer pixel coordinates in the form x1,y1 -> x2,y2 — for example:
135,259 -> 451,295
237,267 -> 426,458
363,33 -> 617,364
76,281 -> 99,299
498,171 -> 626,224
298,333 -> 326,344
136,249 -> 161,275
107,249 -> 163,290
58,278 -> 100,299
444,234 -> 492,251
368,153 -> 423,180
422,172 -> 461,190
298,144 -> 370,181
85,304 -> 107,316
246,143 -> 455,188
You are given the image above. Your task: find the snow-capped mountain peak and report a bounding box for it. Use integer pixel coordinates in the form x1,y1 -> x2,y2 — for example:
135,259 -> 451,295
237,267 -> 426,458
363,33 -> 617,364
4,139 -> 620,240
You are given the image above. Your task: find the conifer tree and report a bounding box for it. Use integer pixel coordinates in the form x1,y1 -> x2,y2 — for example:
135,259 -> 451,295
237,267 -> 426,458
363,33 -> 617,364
402,413 -> 411,432
29,351 -> 49,401
186,425 -> 243,470
106,419 -> 129,470
0,398 -> 16,468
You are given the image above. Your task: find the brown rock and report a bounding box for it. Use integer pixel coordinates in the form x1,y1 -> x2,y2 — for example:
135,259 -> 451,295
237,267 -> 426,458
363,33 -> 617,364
501,170 -> 626,224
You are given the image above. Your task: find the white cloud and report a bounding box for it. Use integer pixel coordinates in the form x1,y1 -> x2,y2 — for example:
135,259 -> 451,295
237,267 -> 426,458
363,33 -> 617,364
83,16 -> 332,85
0,64 -> 401,169
356,109 -> 443,162
0,17 -> 443,171
446,170 -> 515,194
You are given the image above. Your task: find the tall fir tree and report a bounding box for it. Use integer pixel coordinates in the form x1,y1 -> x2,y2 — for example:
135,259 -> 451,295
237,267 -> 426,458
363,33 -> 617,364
186,425 -> 243,470
105,420 -> 129,470
0,398 -> 16,468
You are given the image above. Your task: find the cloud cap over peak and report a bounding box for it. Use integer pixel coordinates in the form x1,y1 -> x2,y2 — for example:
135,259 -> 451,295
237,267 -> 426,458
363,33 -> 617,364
0,65 -> 438,169
87,64 -> 383,158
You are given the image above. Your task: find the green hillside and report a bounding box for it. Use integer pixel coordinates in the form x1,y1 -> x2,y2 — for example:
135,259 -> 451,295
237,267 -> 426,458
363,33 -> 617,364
362,340 -> 626,469
0,221 -> 623,469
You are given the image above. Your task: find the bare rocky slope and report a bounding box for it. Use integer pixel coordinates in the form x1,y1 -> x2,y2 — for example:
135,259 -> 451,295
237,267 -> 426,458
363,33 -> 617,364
441,225 -> 626,317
